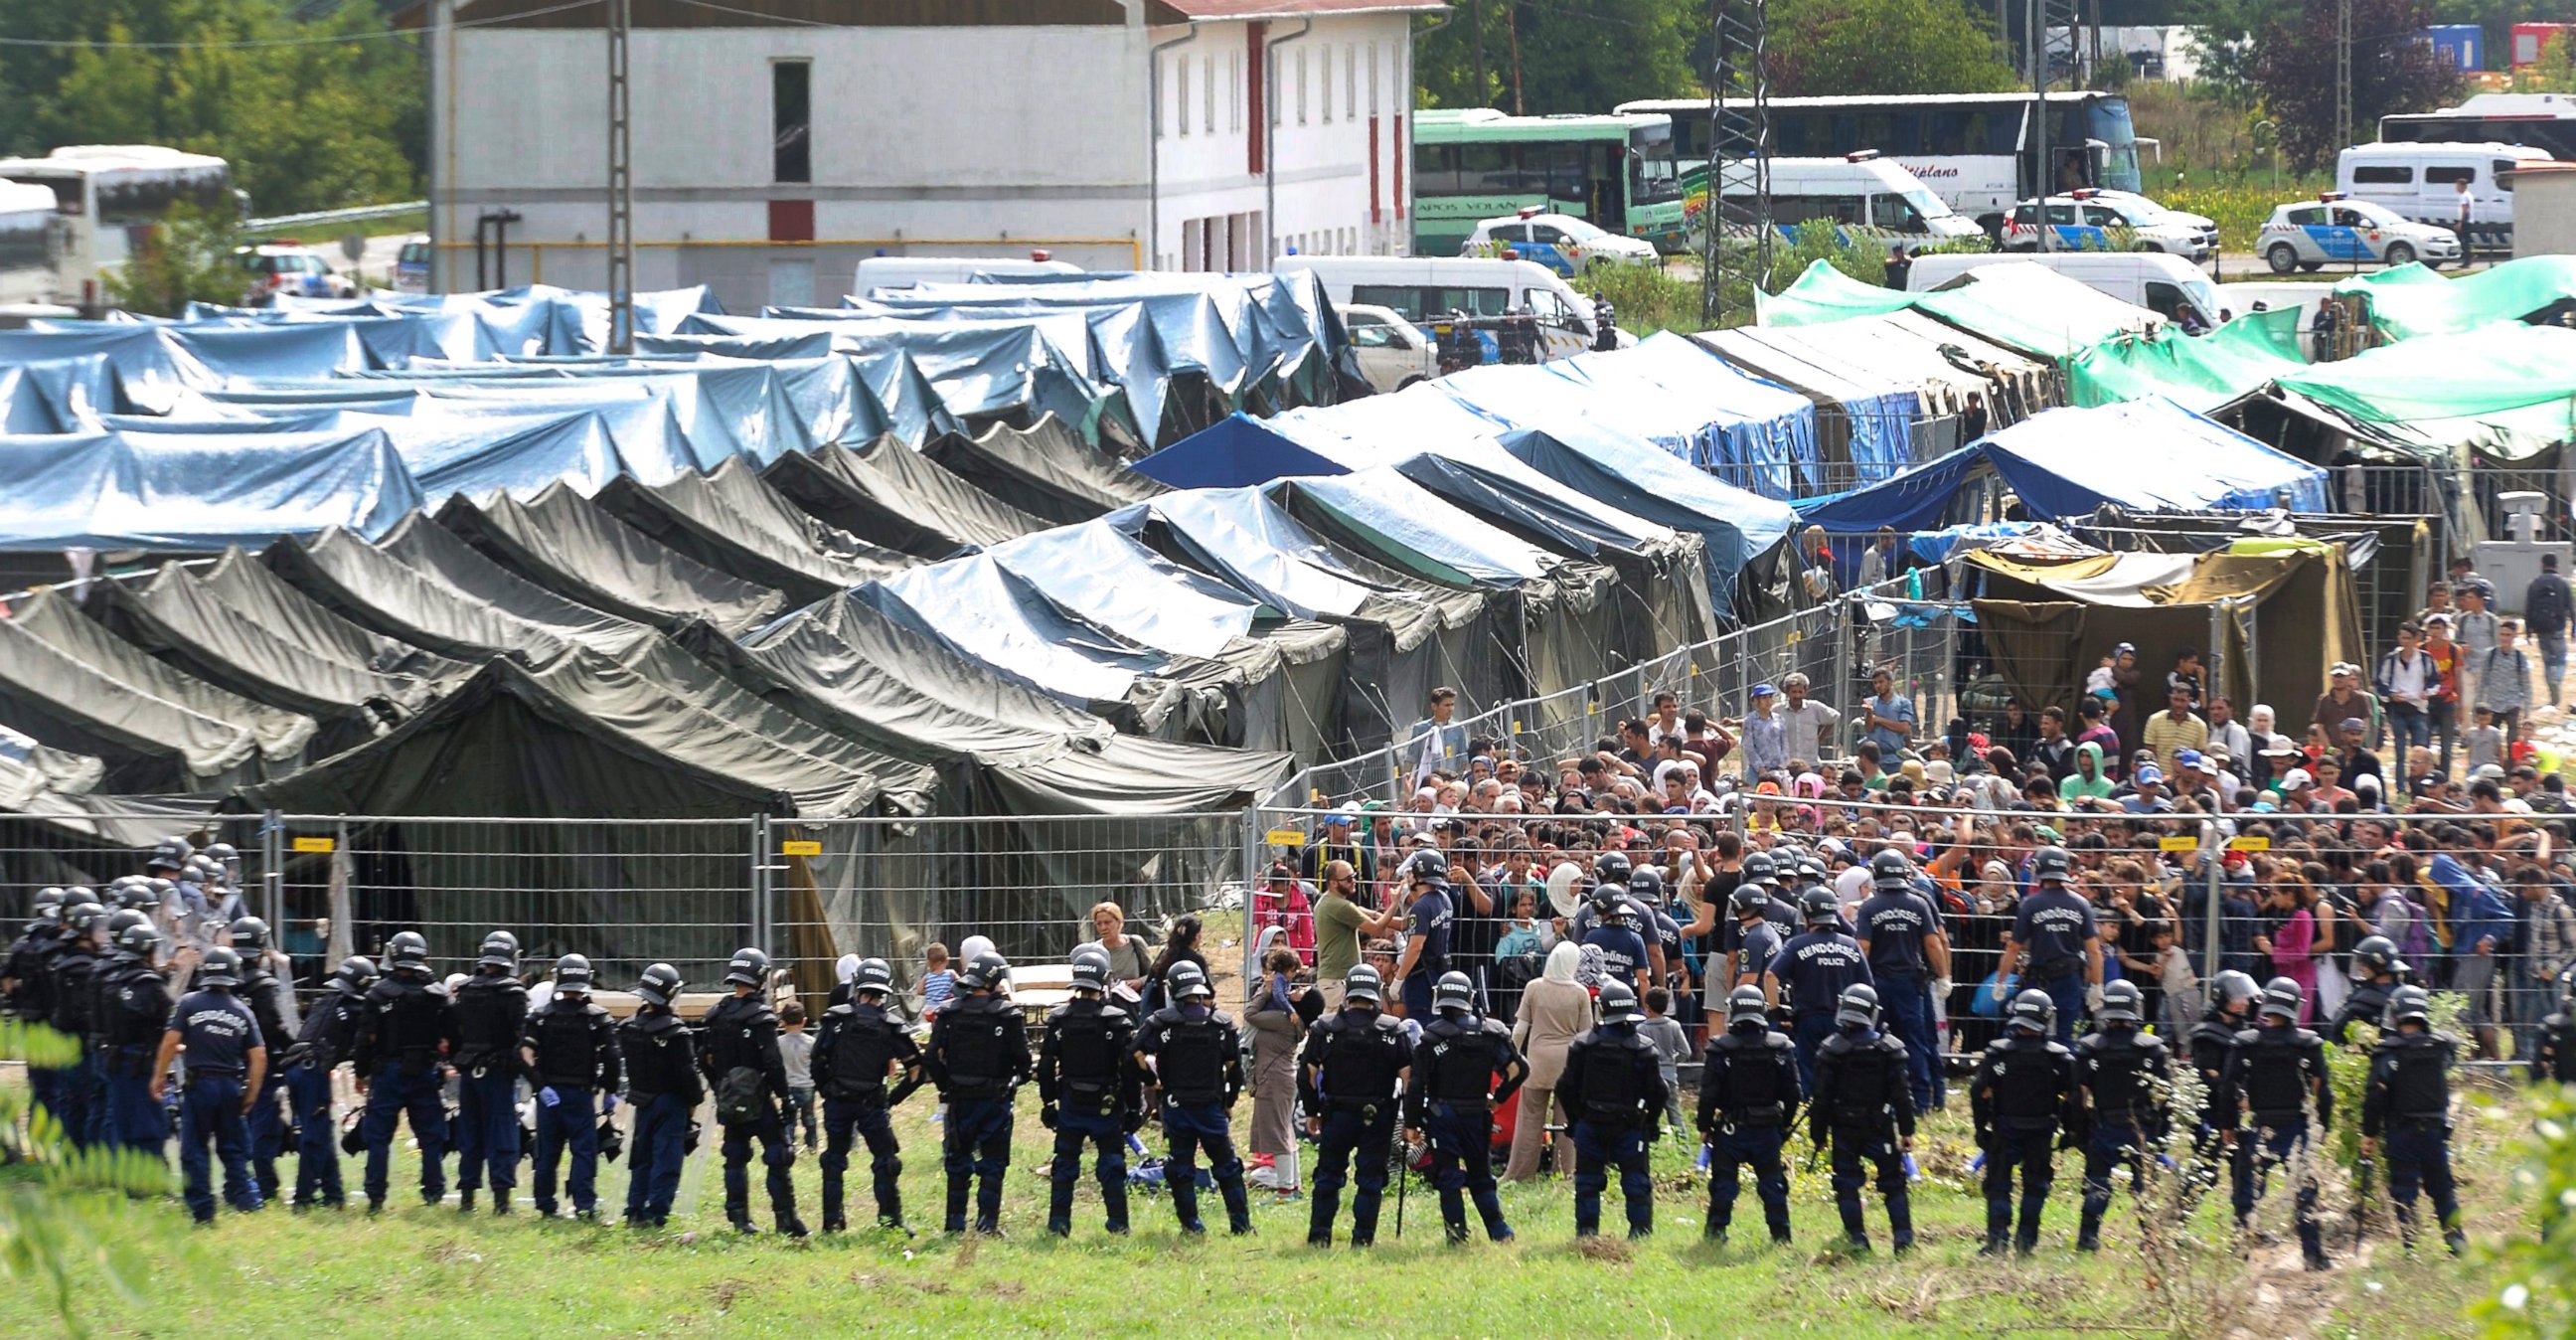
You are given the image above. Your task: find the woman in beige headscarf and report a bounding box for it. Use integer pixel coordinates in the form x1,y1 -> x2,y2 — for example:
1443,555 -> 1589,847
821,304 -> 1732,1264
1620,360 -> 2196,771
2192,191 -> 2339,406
1505,941 -> 1595,1181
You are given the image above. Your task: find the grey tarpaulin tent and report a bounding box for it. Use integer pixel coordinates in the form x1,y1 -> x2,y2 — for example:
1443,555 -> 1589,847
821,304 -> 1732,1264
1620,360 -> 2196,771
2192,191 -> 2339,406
432,484 -> 786,637
593,456 -> 913,603
761,434 -> 1049,559
0,611 -> 256,792
922,416 -> 1171,527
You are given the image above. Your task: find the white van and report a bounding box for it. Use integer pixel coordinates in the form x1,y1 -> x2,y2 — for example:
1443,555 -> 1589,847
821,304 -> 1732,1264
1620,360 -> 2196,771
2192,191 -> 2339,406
1905,251 -> 2222,329
1700,153 -> 1987,245
853,252 -> 1081,293
1274,254 -> 1624,363
2335,142 -> 2548,251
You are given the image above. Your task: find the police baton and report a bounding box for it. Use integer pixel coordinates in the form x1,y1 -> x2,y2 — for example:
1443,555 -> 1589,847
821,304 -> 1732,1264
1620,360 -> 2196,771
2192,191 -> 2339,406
2351,1150 -> 2376,1250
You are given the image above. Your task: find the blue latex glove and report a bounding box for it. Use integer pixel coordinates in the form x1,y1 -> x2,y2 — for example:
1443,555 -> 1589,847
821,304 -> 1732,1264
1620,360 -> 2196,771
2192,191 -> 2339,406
539,1087 -> 560,1108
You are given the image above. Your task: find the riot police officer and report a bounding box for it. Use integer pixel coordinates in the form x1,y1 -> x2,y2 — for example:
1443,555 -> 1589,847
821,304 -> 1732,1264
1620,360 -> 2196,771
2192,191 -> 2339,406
2327,936 -> 2409,1047
280,955 -> 376,1209
2536,965 -> 2576,1087
151,944 -> 266,1223
1404,968 -> 1527,1245
352,930 -> 456,1213
1854,848 -> 1950,1112
1580,881 -> 1652,997
520,954 -> 621,1220
1698,984 -> 1797,1244
618,963 -> 701,1229
1561,979 -> 1666,1239
1728,851 -> 1801,948
98,920 -> 177,1156
2074,979 -> 2170,1252
1297,962 -> 1411,1248
924,950 -> 1031,1236
814,957 -> 922,1234
700,947 -> 805,1237
1039,947 -> 1141,1237
1722,885 -> 1785,996
451,930 -> 527,1214
6,893 -> 68,1130
1765,887 -> 1875,1094
2185,969 -> 2261,1203
226,918 -> 297,1204
46,901 -> 107,1148
2361,984 -> 2465,1256
1992,846 -> 2102,1044
1971,988 -> 2079,1256
1810,983 -> 1916,1253
1136,959 -> 1253,1237
1390,851 -> 1455,1020
2222,976 -> 2333,1271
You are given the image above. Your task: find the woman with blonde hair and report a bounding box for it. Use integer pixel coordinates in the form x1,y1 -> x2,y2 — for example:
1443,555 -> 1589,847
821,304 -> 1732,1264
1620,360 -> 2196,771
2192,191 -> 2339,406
1505,941 -> 1594,1181
1080,902 -> 1150,995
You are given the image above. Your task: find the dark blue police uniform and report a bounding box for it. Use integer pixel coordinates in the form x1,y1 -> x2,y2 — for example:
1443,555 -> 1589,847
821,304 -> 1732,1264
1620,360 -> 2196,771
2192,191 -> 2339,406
168,988 -> 265,1222
1857,888 -> 1942,1109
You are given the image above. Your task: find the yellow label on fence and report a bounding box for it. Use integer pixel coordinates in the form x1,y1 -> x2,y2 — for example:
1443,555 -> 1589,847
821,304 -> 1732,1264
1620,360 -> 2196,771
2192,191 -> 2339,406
1511,721 -> 1523,734
1786,630 -> 1802,644
2227,836 -> 2271,852
2159,836 -> 2200,852
779,840 -> 823,857
1265,829 -> 1306,846
1689,663 -> 1699,677
1586,700 -> 1598,714
290,837 -> 335,854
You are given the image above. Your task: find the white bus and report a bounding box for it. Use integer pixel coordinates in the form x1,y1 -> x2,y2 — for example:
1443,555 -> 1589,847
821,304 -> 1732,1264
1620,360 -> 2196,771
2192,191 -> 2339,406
1617,91 -> 2146,231
2380,92 -> 2576,161
0,145 -> 235,310
0,179 -> 59,310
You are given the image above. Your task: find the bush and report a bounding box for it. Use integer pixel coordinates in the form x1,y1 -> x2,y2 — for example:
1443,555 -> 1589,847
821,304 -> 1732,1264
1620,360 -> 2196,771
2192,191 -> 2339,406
102,201 -> 248,317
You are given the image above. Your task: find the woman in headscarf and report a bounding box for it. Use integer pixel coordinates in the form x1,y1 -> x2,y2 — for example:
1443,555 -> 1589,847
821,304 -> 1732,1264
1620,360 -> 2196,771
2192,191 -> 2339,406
1504,941 -> 1596,1181
1242,945 -> 1319,1195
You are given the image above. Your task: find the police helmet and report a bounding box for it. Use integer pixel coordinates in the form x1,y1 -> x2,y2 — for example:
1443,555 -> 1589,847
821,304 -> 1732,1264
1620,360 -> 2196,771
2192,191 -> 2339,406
204,841 -> 240,868
554,953 -> 593,992
115,880 -> 159,913
144,877 -> 175,904
228,916 -> 271,951
2258,975 -> 2303,1021
1796,856 -> 1830,886
1727,984 -> 1769,1028
634,962 -> 683,1008
1799,886 -> 1840,925
2097,979 -> 2145,1024
2009,988 -> 2056,1034
1741,851 -> 1779,886
114,921 -> 163,961
1343,963 -> 1384,1005
63,901 -> 106,937
2350,934 -> 2407,980
1402,849 -> 1446,885
1869,848 -> 1914,892
2211,969 -> 2260,1015
1728,884 -> 1771,918
957,951 -> 1009,993
1433,969 -> 1475,1014
1069,947 -> 1111,994
723,946 -> 769,988
199,945 -> 243,989
1628,867 -> 1665,905
103,909 -> 148,942
1169,961 -> 1214,1002
29,888 -> 62,931
147,837 -> 192,871
385,930 -> 431,973
2382,984 -> 2434,1030
185,856 -> 222,887
1595,852 -> 1633,887
1588,880 -> 1620,915
477,930 -> 520,969
853,957 -> 894,999
1597,979 -> 1645,1025
60,887 -> 94,917
2032,846 -> 2074,883
332,956 -> 380,993
1836,982 -> 1882,1030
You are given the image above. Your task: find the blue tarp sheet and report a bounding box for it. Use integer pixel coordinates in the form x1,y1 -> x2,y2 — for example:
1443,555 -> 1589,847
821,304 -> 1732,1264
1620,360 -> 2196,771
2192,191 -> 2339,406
1497,420 -> 1800,613
853,553 -> 1172,707
1132,412 -> 1352,488
1105,486 -> 1388,621
0,426 -> 424,550
1794,398 -> 2332,532
1270,467 -> 1552,589
987,521 -> 1264,657
1524,334 -> 1819,496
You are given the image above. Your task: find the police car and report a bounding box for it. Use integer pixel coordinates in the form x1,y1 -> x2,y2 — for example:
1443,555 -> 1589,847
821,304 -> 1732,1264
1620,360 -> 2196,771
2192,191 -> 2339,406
236,242 -> 357,301
2259,194 -> 2463,274
1463,209 -> 1661,276
2000,190 -> 2213,259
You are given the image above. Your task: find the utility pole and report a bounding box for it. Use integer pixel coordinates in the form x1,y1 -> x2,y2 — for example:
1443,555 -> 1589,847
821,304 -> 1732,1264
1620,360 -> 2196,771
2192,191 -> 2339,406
2336,0 -> 2353,157
1471,0 -> 1486,104
606,0 -> 635,354
2028,0 -> 2081,252
1702,0 -> 1772,327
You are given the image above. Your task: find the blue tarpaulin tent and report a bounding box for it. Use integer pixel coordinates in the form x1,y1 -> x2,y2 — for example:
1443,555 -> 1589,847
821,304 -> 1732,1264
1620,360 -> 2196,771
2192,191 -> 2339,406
0,426 -> 425,550
1793,397 -> 2332,533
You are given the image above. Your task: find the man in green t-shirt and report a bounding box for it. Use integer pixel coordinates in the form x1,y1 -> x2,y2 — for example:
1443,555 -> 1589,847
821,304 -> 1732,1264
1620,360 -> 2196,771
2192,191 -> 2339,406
1312,859 -> 1402,1009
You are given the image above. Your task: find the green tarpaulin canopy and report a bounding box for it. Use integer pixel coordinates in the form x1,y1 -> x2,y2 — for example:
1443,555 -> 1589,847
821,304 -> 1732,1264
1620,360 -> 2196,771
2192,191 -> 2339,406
2269,322 -> 2576,460
2068,306 -> 2309,412
2334,254 -> 2576,341
1758,259 -> 2164,362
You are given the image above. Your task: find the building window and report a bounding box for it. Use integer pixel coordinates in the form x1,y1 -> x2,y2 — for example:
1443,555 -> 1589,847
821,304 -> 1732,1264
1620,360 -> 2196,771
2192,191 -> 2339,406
1346,44 -> 1357,118
1204,55 -> 1215,134
1320,46 -> 1333,124
1368,41 -> 1379,114
1177,57 -> 1191,137
1296,48 -> 1308,125
772,61 -> 811,184
1229,52 -> 1243,132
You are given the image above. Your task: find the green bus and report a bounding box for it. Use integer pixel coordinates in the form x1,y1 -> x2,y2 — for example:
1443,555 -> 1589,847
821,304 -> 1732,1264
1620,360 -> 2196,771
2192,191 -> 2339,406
1409,109 -> 1686,256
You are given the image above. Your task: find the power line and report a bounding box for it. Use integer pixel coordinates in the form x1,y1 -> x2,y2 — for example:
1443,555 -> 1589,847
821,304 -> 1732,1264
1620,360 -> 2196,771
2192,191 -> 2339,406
0,0 -> 601,50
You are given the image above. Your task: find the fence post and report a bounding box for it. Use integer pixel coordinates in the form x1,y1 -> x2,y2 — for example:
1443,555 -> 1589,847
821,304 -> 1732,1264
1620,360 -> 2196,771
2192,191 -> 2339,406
750,813 -> 772,952
260,808 -> 285,932
2200,818 -> 2222,985
1240,806 -> 1263,1004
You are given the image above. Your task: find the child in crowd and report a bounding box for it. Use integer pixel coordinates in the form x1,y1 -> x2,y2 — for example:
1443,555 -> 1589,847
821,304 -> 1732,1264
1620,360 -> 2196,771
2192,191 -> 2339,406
2085,655 -> 2118,700
1637,987 -> 1693,1136
919,943 -> 957,1017
2465,706 -> 2505,774
776,1001 -> 818,1151
2168,648 -> 2203,707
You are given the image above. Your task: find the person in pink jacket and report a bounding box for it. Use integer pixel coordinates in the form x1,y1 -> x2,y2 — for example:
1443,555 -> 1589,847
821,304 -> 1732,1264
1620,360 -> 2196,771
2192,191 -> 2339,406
2255,878 -> 2323,1023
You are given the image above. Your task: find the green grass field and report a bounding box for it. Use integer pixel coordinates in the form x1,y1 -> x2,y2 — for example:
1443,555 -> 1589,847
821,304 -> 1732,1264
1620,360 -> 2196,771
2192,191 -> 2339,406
3,1076 -> 2532,1339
